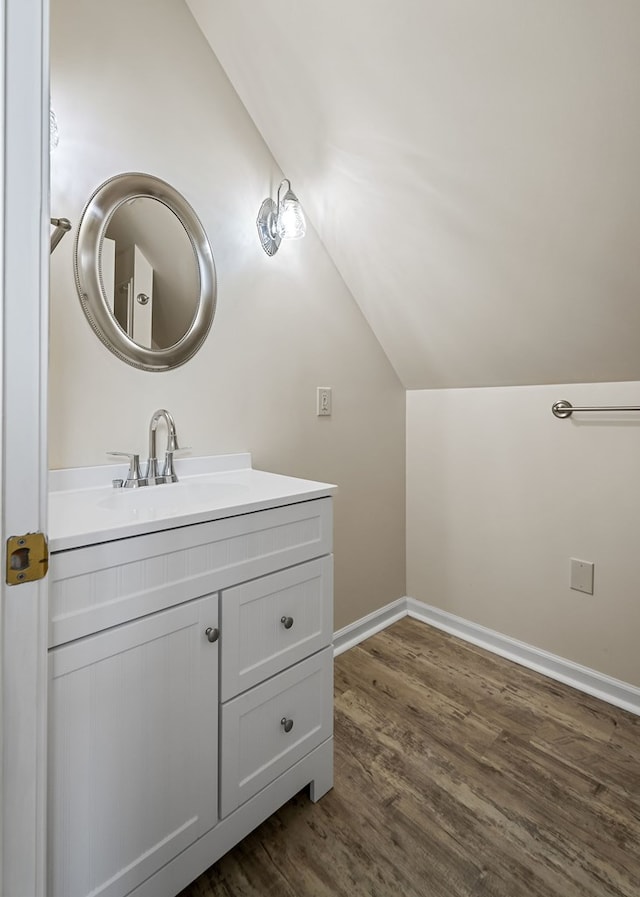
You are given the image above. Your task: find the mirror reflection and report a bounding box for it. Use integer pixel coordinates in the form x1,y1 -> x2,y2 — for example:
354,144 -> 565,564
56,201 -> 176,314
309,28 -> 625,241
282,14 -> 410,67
104,198 -> 199,350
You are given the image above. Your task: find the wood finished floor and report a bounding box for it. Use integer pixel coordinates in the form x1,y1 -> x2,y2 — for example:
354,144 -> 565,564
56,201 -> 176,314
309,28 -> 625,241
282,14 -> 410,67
179,618 -> 640,897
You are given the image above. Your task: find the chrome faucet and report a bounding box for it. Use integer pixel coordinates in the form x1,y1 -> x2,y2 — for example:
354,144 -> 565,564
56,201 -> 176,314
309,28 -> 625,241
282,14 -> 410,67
108,451 -> 146,488
145,409 -> 180,484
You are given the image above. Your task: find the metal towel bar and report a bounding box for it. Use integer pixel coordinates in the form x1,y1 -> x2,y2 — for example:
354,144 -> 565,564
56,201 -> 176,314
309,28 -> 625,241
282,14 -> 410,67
552,400 -> 640,419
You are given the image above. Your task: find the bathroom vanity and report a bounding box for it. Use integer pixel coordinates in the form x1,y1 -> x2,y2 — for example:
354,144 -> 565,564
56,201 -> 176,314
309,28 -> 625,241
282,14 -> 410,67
47,454 -> 335,897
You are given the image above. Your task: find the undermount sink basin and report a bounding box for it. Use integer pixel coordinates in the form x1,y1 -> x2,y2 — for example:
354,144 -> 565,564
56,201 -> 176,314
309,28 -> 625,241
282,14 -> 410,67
97,479 -> 248,512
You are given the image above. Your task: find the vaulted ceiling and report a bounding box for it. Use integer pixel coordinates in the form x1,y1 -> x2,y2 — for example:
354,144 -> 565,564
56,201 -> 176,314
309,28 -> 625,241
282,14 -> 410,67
187,0 -> 640,389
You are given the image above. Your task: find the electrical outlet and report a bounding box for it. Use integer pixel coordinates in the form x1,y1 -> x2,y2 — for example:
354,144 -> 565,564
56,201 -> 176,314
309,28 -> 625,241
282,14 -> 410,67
570,558 -> 594,595
316,387 -> 332,416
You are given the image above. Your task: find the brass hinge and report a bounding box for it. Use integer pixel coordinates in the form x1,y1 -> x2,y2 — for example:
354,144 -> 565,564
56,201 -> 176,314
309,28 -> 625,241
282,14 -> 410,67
6,532 -> 49,585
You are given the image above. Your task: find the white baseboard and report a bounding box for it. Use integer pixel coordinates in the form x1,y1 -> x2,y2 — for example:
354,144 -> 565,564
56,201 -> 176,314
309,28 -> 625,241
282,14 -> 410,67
333,597 -> 406,657
333,596 -> 640,716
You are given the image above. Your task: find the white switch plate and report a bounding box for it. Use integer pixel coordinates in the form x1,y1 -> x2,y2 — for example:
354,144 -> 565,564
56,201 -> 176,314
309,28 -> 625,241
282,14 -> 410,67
570,558 -> 594,595
316,387 -> 332,416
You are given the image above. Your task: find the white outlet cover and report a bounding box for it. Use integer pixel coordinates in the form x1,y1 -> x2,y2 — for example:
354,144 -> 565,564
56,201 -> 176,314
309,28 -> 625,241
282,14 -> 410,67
570,558 -> 594,595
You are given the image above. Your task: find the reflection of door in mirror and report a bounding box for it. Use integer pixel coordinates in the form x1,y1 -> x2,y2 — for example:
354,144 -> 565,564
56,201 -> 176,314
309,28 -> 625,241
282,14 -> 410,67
112,243 -> 154,348
103,197 -> 200,351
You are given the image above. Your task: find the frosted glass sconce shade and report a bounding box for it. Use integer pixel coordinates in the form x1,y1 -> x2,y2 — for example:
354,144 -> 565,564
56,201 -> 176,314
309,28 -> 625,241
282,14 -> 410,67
256,178 -> 306,256
276,184 -> 306,240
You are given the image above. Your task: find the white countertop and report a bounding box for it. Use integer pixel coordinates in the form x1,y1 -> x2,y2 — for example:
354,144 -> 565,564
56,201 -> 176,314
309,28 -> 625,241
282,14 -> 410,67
49,454 -> 336,552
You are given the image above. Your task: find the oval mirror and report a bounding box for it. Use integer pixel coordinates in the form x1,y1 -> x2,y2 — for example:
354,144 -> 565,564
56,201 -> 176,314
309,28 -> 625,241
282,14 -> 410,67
74,172 -> 216,371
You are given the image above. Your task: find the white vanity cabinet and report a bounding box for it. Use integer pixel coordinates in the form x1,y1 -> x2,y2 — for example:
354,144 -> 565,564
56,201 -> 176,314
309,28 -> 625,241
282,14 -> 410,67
47,492 -> 334,897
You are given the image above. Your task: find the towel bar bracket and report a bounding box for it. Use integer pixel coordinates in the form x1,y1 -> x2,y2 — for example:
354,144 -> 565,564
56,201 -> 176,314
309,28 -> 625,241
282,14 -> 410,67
50,217 -> 71,254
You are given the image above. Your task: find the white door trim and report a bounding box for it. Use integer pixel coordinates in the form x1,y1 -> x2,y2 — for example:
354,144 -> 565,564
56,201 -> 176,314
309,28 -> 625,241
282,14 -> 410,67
1,0 -> 49,894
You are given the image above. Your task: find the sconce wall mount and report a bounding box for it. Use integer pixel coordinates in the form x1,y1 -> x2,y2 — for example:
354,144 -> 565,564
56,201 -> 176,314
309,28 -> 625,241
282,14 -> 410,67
256,196 -> 281,257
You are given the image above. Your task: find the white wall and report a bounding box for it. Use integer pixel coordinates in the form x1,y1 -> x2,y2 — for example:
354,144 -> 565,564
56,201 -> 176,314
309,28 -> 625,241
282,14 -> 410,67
49,0 -> 406,631
407,383 -> 640,687
189,0 -> 640,390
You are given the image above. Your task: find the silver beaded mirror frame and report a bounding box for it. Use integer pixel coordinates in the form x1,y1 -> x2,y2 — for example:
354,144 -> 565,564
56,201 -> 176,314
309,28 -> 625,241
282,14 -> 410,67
74,172 -> 217,371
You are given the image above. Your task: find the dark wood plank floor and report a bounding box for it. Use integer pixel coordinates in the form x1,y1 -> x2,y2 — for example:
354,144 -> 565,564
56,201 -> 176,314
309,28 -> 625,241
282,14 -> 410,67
179,617 -> 640,897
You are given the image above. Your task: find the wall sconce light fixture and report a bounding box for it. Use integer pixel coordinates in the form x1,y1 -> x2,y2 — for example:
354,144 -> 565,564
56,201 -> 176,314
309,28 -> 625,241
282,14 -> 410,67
50,107 -> 60,151
49,106 -> 71,254
256,178 -> 306,256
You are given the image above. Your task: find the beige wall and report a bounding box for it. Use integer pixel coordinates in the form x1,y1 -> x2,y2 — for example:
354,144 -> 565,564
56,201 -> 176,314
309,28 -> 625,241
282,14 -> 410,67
407,383 -> 640,687
49,0 -> 406,631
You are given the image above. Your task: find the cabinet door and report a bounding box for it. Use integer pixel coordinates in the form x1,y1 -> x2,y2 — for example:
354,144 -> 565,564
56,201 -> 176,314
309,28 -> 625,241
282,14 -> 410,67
48,594 -> 219,897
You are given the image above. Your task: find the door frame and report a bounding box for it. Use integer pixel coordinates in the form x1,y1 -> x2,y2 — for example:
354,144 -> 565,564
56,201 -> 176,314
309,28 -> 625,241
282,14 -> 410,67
1,0 -> 49,894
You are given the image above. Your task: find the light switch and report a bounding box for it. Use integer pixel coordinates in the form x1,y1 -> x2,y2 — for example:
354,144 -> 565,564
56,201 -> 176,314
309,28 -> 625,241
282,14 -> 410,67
316,387 -> 332,416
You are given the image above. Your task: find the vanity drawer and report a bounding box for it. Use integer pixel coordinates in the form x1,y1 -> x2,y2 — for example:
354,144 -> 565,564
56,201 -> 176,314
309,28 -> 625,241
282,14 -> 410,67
220,556 -> 333,701
219,647 -> 333,818
49,498 -> 332,647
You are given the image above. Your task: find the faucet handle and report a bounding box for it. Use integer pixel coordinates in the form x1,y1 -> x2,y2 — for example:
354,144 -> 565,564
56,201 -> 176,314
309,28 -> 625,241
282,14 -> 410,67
161,450 -> 178,483
107,452 -> 146,488
160,446 -> 192,483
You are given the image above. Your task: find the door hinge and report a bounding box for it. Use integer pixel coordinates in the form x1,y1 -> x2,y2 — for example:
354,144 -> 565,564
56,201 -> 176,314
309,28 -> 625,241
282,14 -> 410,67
6,532 -> 49,585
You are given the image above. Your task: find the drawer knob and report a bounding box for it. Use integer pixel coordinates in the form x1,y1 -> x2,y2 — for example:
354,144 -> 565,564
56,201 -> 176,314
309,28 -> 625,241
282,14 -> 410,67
204,626 -> 219,643
280,717 -> 294,733
280,615 -> 294,630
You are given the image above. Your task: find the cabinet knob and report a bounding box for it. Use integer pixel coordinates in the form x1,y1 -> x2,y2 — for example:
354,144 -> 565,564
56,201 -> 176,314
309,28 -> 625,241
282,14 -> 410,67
205,627 -> 219,643
280,615 -> 294,630
280,717 -> 294,733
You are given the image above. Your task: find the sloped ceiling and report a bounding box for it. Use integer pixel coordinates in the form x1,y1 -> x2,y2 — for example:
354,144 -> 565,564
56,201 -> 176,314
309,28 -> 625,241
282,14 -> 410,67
187,0 -> 640,389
